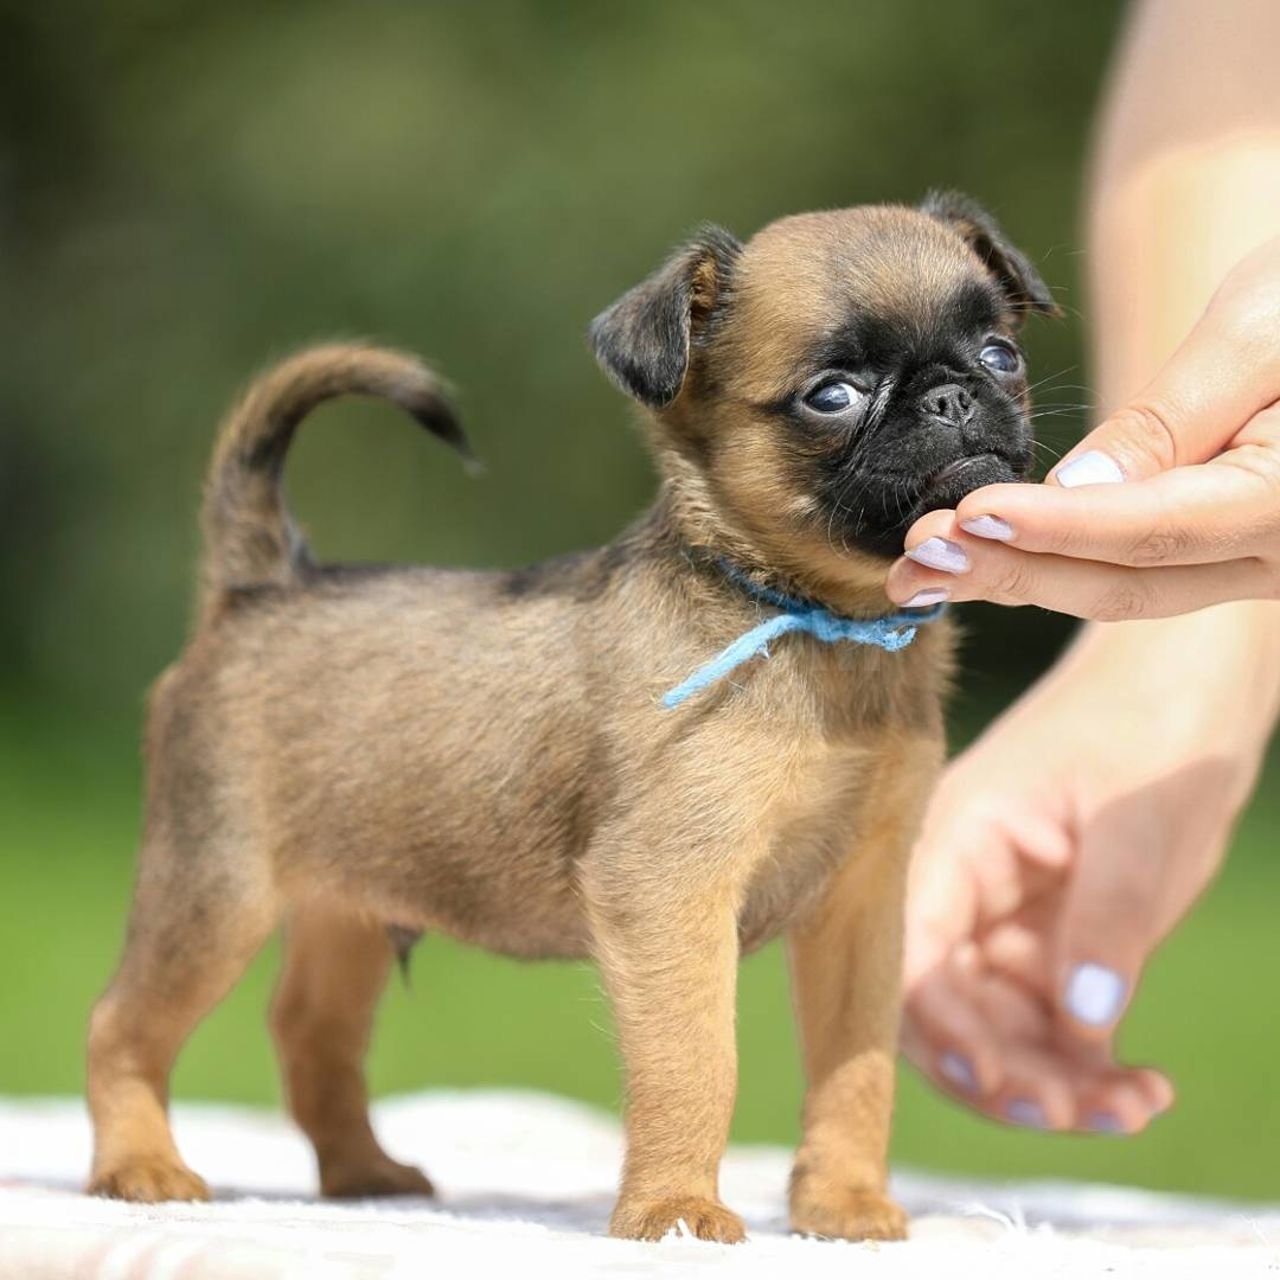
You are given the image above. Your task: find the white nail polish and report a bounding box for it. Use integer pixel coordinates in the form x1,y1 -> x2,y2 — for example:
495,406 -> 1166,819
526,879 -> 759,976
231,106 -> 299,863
1056,450 -> 1125,488
939,1051 -> 977,1092
960,514 -> 1014,542
1088,1111 -> 1125,1135
1065,963 -> 1127,1027
902,587 -> 949,608
905,537 -> 970,574
1005,1098 -> 1047,1129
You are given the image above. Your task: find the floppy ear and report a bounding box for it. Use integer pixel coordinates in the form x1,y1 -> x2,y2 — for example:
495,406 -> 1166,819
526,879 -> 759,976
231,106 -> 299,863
588,226 -> 742,409
921,190 -> 1062,320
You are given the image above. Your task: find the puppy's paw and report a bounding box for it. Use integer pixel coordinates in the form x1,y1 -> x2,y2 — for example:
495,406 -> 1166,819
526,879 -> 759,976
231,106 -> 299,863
610,1194 -> 746,1243
89,1157 -> 210,1203
790,1184 -> 908,1242
321,1154 -> 435,1199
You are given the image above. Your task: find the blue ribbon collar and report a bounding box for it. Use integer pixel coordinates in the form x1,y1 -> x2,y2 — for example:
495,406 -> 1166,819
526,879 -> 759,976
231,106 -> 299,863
663,563 -> 945,710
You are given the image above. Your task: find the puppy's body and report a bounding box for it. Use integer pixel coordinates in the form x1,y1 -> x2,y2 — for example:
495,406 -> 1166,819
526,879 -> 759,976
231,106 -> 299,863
87,200 -> 1054,1242
156,511 -> 947,961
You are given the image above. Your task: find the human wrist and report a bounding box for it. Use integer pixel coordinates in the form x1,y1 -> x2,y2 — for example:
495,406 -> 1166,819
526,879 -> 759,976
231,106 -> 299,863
1040,605 -> 1280,784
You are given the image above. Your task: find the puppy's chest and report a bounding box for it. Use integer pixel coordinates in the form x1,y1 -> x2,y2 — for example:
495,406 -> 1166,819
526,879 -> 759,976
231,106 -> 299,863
733,744 -> 885,953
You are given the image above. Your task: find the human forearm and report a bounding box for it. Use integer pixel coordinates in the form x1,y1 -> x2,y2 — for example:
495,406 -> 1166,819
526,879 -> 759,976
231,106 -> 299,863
1089,0 -> 1280,409
1075,0 -> 1280,750
1033,604 -> 1280,797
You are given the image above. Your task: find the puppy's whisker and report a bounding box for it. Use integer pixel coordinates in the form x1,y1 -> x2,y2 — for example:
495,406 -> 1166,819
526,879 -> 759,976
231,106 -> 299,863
1023,367 -> 1081,396
1029,441 -> 1066,464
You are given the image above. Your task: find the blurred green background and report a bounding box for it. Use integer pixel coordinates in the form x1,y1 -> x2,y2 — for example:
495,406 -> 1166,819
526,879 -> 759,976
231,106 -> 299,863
3,0 -> 1277,1203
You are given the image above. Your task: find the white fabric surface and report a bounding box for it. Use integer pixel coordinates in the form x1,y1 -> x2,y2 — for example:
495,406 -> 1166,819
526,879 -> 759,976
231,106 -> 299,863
1,1089 -> 1277,1278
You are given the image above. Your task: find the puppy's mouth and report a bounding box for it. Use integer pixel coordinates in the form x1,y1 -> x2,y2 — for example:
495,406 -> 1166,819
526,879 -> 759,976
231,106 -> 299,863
918,451 -> 1022,509
927,453 -> 997,488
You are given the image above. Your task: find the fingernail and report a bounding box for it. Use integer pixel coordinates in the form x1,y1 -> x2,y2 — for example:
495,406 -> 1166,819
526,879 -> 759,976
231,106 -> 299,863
1055,450 -> 1125,488
1065,963 -> 1127,1027
905,537 -> 970,573
959,514 -> 1014,542
902,587 -> 950,608
1088,1111 -> 1125,1135
939,1051 -> 977,1093
1005,1098 -> 1047,1129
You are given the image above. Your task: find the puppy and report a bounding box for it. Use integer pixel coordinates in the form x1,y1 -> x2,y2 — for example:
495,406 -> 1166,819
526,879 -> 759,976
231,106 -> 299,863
86,192 -> 1056,1242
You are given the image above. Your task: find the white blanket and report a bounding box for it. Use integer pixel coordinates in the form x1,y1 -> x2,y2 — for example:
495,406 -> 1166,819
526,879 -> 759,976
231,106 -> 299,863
1,1090 -> 1276,1279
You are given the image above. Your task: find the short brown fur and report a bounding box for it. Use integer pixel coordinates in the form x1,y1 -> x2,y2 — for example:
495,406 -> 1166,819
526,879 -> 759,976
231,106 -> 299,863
86,200 -> 1050,1242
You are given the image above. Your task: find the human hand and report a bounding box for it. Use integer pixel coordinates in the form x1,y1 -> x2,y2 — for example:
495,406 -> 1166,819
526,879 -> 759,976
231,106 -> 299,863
900,612 -> 1271,1131
887,237 -> 1280,619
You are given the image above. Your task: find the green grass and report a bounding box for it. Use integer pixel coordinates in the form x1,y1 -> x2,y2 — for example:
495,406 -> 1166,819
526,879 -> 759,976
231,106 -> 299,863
2,697 -> 1277,1201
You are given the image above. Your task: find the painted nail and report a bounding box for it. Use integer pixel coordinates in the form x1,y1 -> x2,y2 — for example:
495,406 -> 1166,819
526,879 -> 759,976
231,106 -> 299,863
939,1051 -> 977,1093
902,587 -> 950,608
1055,450 -> 1125,488
959,514 -> 1014,542
1005,1098 -> 1047,1129
1065,963 -> 1127,1027
905,537 -> 970,573
1087,1111 -> 1125,1135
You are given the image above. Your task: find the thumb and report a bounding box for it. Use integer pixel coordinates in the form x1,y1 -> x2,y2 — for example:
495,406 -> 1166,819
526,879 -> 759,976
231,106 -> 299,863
1052,818 -> 1159,1044
1052,266 -> 1280,485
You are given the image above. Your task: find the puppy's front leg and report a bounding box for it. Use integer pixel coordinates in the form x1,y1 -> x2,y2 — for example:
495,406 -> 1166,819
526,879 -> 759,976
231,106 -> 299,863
786,747 -> 940,1242
586,869 -> 745,1244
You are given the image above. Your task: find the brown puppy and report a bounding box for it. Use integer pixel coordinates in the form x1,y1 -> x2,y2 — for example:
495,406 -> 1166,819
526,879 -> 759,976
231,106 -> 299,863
86,193 -> 1057,1243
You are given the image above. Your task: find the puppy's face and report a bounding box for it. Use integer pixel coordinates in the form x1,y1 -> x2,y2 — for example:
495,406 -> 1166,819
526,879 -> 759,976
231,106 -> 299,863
591,195 -> 1059,588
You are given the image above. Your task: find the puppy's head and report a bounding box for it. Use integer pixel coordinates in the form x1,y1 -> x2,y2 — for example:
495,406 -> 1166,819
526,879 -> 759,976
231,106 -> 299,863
590,194 -> 1059,596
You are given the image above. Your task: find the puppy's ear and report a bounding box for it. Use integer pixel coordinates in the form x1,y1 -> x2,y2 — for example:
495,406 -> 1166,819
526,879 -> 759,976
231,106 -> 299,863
589,226 -> 742,409
921,190 -> 1062,320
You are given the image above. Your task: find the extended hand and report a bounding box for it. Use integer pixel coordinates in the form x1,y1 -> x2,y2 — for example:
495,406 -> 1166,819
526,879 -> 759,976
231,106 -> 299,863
900,619 -> 1266,1130
888,237 -> 1280,618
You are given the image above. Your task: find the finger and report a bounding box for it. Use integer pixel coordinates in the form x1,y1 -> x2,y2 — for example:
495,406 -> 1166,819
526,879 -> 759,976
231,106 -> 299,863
951,448 -> 1280,569
1131,1066 -> 1176,1116
968,960 -> 1053,1046
977,1041 -> 1171,1134
902,804 -> 1011,1099
903,836 -> 981,986
979,917 -> 1052,995
1071,1059 -> 1175,1135
976,1020 -> 1166,1134
886,539 -> 1272,620
1074,1071 -> 1169,1136
897,506 -> 962,555
951,949 -> 1176,1134
909,958 -> 1172,1132
902,961 -> 1007,1100
905,778 -> 1056,975
1051,820 -> 1166,1046
1048,271 -> 1280,482
967,971 -> 1109,1133
981,1035 -> 1083,1132
907,810 -> 1061,998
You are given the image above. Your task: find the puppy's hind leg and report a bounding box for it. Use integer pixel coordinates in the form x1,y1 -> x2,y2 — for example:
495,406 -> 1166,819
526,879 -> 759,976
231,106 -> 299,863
270,903 -> 433,1199
87,832 -> 280,1202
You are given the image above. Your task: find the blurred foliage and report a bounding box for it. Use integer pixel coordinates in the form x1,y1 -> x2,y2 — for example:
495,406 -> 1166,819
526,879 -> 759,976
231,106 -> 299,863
10,0 -> 1276,1205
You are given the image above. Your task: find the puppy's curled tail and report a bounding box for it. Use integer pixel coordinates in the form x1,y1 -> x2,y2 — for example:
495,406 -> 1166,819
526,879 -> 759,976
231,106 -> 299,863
200,342 -> 475,613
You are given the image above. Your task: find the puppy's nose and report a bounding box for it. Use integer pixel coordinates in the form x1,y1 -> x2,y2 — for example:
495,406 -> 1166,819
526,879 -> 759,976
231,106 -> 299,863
920,383 -> 975,427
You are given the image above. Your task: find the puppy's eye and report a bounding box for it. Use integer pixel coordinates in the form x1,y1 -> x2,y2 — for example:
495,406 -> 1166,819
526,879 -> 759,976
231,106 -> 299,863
804,380 -> 865,413
979,341 -> 1021,375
